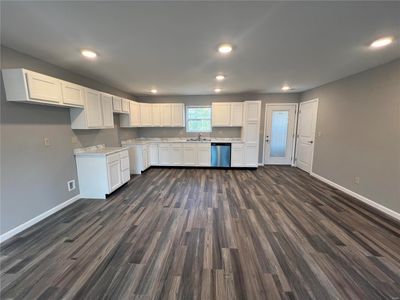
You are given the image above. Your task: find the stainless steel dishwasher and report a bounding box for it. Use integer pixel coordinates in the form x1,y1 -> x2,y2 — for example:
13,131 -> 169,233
211,143 -> 231,167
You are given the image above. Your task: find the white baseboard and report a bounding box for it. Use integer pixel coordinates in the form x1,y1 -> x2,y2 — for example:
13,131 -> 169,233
0,194 -> 81,243
310,172 -> 400,221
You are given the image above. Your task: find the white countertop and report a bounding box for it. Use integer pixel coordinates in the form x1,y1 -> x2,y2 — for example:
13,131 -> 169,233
121,137 -> 244,145
74,145 -> 128,157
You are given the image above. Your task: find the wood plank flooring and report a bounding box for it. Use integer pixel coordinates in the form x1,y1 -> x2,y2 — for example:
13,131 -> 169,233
1,166 -> 400,299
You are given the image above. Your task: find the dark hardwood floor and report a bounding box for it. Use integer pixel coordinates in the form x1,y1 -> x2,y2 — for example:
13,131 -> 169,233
1,166 -> 400,299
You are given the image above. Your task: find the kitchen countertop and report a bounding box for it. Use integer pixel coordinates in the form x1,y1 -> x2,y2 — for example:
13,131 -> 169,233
121,138 -> 244,145
74,145 -> 129,157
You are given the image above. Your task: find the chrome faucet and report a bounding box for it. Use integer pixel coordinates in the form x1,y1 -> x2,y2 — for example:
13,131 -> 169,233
197,133 -> 202,141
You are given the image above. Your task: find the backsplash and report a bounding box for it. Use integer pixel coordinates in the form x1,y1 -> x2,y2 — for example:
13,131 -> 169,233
137,127 -> 241,139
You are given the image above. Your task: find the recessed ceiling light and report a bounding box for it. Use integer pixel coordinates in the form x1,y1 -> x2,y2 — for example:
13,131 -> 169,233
281,85 -> 291,91
370,36 -> 394,48
216,74 -> 225,81
214,88 -> 222,93
81,49 -> 97,59
218,44 -> 233,54
150,89 -> 158,94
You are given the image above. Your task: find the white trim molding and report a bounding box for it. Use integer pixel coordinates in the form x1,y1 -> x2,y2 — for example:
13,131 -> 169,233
0,194 -> 81,243
311,172 -> 400,221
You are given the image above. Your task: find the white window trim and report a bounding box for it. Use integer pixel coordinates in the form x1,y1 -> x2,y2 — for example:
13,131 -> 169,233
186,105 -> 212,133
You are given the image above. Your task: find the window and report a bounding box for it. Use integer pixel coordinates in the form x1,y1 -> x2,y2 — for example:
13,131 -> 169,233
186,106 -> 212,132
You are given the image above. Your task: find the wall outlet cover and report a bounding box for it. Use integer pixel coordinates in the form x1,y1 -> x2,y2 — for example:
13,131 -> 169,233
67,180 -> 76,191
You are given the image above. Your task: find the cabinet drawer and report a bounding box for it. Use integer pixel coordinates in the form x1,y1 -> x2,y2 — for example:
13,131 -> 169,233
119,150 -> 129,159
107,153 -> 120,163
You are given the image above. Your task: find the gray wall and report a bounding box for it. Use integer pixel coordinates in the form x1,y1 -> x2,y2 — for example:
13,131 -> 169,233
0,46 -> 138,234
301,59 -> 400,213
137,94 -> 300,163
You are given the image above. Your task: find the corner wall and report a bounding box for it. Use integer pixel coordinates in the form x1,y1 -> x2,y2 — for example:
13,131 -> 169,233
0,46 -> 138,235
301,58 -> 400,214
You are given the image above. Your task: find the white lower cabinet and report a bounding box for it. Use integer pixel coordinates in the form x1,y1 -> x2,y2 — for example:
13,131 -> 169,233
183,143 -> 197,166
244,143 -> 258,167
170,144 -> 184,165
197,144 -> 211,166
149,143 -> 159,165
107,159 -> 122,192
231,143 -> 245,167
158,144 -> 170,166
75,149 -> 130,199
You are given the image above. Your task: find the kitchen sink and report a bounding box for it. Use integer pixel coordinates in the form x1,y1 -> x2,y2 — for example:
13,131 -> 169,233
186,138 -> 211,142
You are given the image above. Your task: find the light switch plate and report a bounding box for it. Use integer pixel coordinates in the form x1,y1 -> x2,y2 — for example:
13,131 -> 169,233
44,138 -> 50,146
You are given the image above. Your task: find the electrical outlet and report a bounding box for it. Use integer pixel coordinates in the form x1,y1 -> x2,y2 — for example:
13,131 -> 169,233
44,137 -> 50,146
354,176 -> 360,185
67,180 -> 76,192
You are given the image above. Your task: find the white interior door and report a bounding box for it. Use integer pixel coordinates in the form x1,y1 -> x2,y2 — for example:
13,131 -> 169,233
295,99 -> 318,172
264,104 -> 297,165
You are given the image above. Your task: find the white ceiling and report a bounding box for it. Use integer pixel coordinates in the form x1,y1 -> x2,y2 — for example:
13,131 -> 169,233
1,1 -> 399,95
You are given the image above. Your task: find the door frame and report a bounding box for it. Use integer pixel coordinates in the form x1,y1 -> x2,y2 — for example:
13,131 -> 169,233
263,103 -> 298,166
295,98 -> 319,173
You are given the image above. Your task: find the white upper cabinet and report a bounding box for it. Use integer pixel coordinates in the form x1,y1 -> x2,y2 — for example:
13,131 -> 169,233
212,102 -> 243,127
2,69 -> 87,108
70,89 -> 115,129
130,101 -> 141,127
230,102 -> 243,126
101,93 -> 114,128
120,101 -> 141,127
152,104 -> 162,126
212,103 -> 231,126
85,89 -> 103,128
61,81 -> 84,107
122,99 -> 130,113
140,103 -> 153,127
171,103 -> 185,127
25,71 -> 62,104
161,104 -> 172,126
112,96 -> 122,113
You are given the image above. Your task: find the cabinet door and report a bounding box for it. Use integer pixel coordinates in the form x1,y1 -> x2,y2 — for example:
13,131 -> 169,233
244,144 -> 258,167
183,144 -> 197,166
112,96 -> 122,112
198,144 -> 211,166
122,169 -> 130,184
26,71 -> 62,104
140,103 -> 153,126
159,145 -> 170,165
149,144 -> 159,165
130,102 -> 141,127
61,81 -> 84,107
231,103 -> 243,126
245,101 -> 260,122
170,145 -> 183,165
171,103 -> 184,127
85,89 -> 103,128
142,145 -> 149,170
161,104 -> 172,126
152,104 -> 162,127
231,144 -> 244,167
107,160 -> 122,192
243,121 -> 259,143
212,103 -> 231,126
122,99 -> 130,113
101,94 -> 114,128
